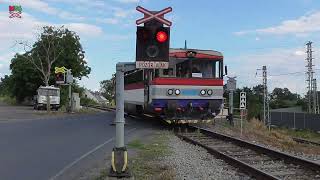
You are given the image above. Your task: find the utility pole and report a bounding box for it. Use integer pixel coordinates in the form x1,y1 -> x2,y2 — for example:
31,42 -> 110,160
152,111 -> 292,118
306,41 -> 314,113
312,78 -> 318,114
260,65 -> 271,129
66,69 -> 73,113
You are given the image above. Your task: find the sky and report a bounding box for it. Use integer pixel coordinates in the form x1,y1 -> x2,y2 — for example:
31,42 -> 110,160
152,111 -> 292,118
1,0 -> 320,95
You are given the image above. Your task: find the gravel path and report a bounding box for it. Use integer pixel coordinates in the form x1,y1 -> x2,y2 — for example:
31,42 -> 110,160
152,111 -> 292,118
161,135 -> 253,180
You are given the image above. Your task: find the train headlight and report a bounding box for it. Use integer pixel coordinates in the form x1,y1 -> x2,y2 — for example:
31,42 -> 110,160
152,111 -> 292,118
200,89 -> 206,96
167,89 -> 174,95
175,89 -> 181,95
207,89 -> 213,96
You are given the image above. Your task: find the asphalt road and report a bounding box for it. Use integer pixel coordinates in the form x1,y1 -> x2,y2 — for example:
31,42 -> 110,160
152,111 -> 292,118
0,106 -> 159,180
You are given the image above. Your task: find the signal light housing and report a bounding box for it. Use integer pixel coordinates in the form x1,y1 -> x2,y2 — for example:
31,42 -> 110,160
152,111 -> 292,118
136,26 -> 170,62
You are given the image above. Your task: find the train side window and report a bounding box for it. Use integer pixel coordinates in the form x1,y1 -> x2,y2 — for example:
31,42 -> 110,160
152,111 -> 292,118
124,70 -> 143,85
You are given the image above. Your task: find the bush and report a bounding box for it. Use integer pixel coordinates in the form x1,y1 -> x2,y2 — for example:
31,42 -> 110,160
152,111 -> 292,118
0,96 -> 16,105
80,97 -> 98,106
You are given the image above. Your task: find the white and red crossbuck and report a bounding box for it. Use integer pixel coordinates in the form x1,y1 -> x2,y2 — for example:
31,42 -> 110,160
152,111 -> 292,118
136,6 -> 172,26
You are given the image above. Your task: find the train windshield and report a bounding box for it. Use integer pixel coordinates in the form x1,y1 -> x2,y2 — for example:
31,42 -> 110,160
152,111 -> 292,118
157,59 -> 223,79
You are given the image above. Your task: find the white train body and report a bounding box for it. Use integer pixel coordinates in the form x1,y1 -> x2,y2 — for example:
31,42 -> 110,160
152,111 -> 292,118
124,48 -> 224,122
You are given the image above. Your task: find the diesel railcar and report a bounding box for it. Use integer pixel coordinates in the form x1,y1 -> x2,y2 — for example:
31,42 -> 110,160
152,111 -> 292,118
124,48 -> 225,123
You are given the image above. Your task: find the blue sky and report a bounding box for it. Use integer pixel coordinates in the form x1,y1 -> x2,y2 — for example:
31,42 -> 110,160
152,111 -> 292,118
1,0 -> 320,94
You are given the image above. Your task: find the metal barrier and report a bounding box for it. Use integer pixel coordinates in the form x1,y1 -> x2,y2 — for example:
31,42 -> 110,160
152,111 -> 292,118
270,112 -> 320,132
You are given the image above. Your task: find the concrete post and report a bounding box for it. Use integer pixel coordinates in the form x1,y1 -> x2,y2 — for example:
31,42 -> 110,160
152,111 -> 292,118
109,63 -> 130,177
115,66 -> 125,148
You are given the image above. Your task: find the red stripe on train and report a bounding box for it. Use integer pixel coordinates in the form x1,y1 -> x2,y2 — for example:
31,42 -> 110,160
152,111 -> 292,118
151,78 -> 223,86
124,82 -> 144,90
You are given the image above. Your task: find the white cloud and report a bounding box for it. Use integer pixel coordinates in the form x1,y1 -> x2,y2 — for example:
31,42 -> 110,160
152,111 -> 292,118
97,18 -> 119,25
226,47 -> 314,94
112,8 -> 135,18
295,50 -> 305,56
234,11 -> 320,36
0,12 -> 103,78
255,37 -> 260,41
0,12 -> 103,51
64,23 -> 103,37
113,0 -> 140,3
48,0 -> 106,8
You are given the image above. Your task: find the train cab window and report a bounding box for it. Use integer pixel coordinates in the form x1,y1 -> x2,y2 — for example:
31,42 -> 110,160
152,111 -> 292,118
175,59 -> 223,79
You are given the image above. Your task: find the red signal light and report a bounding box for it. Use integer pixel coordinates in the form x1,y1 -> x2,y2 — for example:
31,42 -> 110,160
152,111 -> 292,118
156,31 -> 167,43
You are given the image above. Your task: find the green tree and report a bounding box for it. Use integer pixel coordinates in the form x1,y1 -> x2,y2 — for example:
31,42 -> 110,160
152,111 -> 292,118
2,26 -> 91,103
270,87 -> 299,109
100,73 -> 115,103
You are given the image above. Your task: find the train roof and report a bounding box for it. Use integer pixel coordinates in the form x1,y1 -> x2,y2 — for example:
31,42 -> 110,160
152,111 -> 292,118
169,48 -> 223,60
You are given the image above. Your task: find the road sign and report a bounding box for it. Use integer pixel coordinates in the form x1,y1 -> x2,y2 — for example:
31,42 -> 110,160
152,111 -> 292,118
240,92 -> 246,109
227,77 -> 236,91
55,67 -> 66,84
66,69 -> 73,84
55,67 -> 66,74
136,6 -> 172,26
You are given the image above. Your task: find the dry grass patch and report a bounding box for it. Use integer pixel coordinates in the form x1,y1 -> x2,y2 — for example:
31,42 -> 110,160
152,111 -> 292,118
212,118 -> 320,155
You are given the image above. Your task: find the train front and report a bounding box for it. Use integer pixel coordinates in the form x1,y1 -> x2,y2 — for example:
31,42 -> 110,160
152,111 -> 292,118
149,48 -> 225,123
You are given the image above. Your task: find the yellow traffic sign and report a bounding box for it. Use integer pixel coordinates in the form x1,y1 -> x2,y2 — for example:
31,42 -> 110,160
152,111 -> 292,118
55,67 -> 67,74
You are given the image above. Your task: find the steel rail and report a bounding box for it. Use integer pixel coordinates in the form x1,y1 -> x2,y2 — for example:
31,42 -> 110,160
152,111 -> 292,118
292,137 -> 320,146
176,125 -> 320,180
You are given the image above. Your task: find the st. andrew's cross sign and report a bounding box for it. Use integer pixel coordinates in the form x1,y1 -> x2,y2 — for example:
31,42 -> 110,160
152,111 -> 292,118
136,6 -> 172,26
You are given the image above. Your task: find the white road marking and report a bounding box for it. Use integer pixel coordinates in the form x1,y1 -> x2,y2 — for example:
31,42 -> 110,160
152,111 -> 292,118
49,128 -> 137,180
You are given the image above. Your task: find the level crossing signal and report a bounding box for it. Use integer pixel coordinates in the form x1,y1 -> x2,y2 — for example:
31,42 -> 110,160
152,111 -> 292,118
135,6 -> 172,69
136,26 -> 170,61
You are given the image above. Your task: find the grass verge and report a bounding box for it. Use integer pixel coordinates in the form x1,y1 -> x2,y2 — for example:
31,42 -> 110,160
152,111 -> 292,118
129,132 -> 175,180
95,132 -> 175,180
0,96 -> 16,105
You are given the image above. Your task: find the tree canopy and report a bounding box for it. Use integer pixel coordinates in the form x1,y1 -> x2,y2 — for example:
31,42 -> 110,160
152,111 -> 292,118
100,73 -> 115,103
0,26 -> 91,103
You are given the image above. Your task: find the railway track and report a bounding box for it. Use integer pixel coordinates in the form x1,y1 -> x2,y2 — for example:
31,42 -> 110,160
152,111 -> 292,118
176,125 -> 320,180
292,137 -> 320,146
85,104 -> 115,112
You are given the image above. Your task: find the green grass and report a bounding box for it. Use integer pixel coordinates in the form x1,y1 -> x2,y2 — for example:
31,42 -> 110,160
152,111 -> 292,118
129,132 -> 174,180
95,132 -> 174,180
127,139 -> 145,150
0,96 -> 16,105
278,128 -> 320,142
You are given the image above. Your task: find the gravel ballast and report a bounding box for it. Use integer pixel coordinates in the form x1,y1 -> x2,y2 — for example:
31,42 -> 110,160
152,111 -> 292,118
161,135 -> 252,180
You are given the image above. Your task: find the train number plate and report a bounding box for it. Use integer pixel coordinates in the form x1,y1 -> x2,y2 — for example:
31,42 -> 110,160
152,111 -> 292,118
136,61 -> 169,69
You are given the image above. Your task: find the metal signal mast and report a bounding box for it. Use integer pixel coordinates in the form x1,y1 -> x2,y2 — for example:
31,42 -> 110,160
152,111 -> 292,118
306,41 -> 318,114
